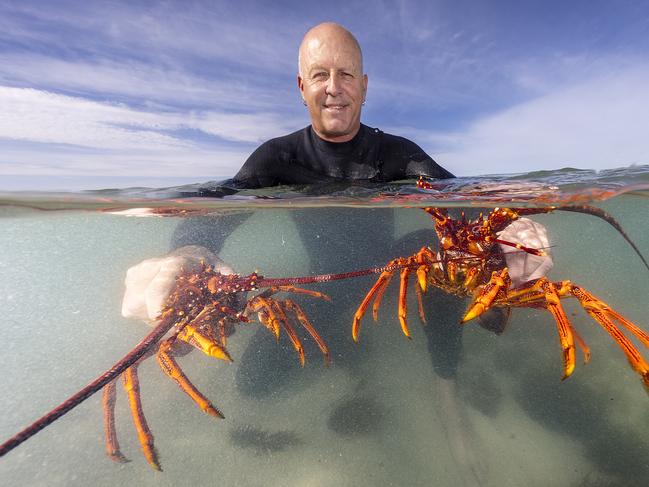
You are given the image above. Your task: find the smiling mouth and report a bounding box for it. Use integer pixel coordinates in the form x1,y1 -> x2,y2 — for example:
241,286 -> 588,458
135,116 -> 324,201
324,105 -> 348,110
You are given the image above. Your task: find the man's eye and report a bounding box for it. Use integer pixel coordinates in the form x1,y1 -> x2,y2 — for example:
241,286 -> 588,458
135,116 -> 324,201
341,72 -> 354,79
312,72 -> 328,80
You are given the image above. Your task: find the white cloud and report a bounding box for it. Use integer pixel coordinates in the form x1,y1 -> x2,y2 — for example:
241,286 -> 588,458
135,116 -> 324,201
0,86 -> 189,150
0,143 -> 246,178
0,85 -> 302,180
0,2 -> 299,74
0,85 -> 299,146
424,66 -> 649,176
0,53 -> 296,111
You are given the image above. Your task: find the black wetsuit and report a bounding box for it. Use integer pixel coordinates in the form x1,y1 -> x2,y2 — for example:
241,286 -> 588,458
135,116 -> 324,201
232,124 -> 454,187
172,124 -> 463,396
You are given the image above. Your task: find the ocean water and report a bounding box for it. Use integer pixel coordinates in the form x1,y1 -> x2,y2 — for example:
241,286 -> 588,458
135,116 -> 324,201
1,167 -> 649,487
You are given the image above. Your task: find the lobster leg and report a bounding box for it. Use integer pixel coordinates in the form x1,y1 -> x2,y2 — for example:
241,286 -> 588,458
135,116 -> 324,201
216,316 -> 236,347
252,287 -> 332,366
569,285 -> 649,391
122,363 -> 160,471
246,295 -> 316,366
102,380 -> 128,463
273,285 -> 331,301
173,302 -> 235,361
496,278 -> 649,387
177,323 -> 233,362
465,275 -> 578,379
495,277 -> 578,379
246,297 -> 283,339
282,300 -> 331,366
270,299 -> 306,366
414,247 -> 443,323
156,337 -> 225,419
462,269 -> 511,323
246,294 -> 331,366
352,265 -> 399,342
572,328 -> 592,364
541,280 -> 576,379
414,282 -> 427,325
415,246 -> 436,293
354,252 -> 443,341
398,266 -> 413,339
581,293 -> 649,349
372,271 -> 394,321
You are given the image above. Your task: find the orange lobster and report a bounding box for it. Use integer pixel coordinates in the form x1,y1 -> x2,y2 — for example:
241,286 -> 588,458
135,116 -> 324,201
353,202 -> 649,391
0,263 -> 384,469
102,264 -> 335,470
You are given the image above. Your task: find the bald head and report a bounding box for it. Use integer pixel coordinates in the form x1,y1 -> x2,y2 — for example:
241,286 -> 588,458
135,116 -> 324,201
298,22 -> 363,77
297,22 -> 368,142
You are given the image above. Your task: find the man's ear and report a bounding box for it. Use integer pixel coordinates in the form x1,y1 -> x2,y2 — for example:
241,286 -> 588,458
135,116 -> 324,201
297,74 -> 304,94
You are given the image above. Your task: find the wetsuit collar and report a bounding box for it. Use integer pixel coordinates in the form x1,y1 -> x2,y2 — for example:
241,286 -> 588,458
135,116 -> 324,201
308,124 -> 367,156
302,124 -> 381,180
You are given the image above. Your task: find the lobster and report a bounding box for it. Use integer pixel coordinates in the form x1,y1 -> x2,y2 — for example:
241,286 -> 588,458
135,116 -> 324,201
352,199 -> 649,393
0,263 -> 388,469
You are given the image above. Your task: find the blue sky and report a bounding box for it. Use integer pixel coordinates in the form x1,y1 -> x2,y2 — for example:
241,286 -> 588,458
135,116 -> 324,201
1,0 -> 649,189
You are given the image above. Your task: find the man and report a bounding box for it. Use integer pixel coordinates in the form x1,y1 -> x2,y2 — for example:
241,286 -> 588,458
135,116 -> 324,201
231,22 -> 453,187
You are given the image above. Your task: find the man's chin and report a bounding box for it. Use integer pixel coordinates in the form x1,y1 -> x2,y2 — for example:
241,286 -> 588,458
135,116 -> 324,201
318,122 -> 359,141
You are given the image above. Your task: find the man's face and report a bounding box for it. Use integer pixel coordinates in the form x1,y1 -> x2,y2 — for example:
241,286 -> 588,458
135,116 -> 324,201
298,34 -> 368,142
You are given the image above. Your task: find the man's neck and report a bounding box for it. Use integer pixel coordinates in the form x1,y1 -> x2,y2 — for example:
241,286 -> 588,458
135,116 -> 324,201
311,124 -> 362,143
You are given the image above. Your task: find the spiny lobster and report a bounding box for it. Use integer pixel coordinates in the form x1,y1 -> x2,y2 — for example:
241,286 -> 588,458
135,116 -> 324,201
0,263 -> 388,469
353,197 -> 649,392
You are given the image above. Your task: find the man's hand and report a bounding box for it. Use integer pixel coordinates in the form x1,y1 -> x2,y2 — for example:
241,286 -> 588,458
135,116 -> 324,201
498,218 -> 553,287
121,245 -> 235,324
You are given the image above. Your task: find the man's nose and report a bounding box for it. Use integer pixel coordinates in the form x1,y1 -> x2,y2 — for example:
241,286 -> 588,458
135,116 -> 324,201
325,72 -> 342,96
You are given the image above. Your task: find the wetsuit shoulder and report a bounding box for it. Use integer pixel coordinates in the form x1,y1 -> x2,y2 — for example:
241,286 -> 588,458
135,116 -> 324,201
232,128 -> 306,188
378,131 -> 455,179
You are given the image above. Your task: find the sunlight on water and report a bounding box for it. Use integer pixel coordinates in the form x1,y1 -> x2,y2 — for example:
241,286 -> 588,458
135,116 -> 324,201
1,168 -> 649,486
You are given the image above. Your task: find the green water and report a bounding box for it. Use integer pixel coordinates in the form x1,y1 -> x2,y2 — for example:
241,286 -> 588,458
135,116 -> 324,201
1,181 -> 649,486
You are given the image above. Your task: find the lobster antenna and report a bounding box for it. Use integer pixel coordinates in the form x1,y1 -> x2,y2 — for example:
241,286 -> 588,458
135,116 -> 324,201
518,205 -> 649,272
0,315 -> 178,458
556,205 -> 649,272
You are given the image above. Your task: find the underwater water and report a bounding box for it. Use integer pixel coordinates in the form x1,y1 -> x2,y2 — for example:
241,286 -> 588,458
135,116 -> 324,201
1,167 -> 649,487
